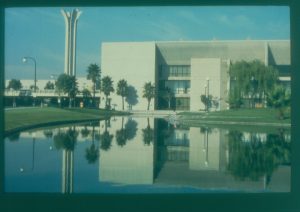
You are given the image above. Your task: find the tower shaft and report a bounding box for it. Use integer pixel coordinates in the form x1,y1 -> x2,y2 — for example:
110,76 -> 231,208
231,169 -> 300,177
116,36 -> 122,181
61,9 -> 81,76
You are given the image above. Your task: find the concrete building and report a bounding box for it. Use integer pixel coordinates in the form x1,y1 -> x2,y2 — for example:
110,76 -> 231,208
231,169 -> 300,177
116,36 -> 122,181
61,9 -> 82,76
101,40 -> 290,111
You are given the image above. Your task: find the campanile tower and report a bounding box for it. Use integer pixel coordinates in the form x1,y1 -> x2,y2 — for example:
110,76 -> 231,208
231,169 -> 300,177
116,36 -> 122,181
61,9 -> 81,76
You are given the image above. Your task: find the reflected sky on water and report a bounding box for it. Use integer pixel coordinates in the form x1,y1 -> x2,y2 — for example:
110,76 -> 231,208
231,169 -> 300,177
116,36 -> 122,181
4,116 -> 291,193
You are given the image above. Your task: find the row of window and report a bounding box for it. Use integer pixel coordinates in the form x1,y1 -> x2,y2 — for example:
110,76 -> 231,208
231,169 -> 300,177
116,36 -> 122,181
159,65 -> 191,78
159,80 -> 191,94
176,97 -> 190,110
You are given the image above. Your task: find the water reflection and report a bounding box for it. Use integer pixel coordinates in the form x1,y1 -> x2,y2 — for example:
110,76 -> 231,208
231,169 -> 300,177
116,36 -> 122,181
227,129 -> 291,187
4,117 -> 291,193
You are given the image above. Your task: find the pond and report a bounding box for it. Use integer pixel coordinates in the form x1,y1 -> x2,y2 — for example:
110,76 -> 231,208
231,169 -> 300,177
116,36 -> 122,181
4,116 -> 291,193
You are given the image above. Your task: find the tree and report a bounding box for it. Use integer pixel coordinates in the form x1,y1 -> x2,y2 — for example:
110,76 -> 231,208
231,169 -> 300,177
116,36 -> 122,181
266,85 -> 291,119
125,85 -> 138,110
142,118 -> 154,145
7,79 -> 22,107
44,81 -> 55,90
82,88 -> 92,107
85,143 -> 99,164
160,87 -> 173,109
229,60 -> 278,108
124,119 -> 138,141
7,132 -> 21,142
101,76 -> 114,109
228,86 -> 243,109
227,130 -> 290,183
81,126 -> 90,138
85,125 -> 99,164
53,127 -> 78,151
55,74 -> 78,108
87,64 -> 101,107
116,79 -> 128,110
201,94 -> 212,112
43,130 -> 53,138
7,79 -> 22,91
143,82 -> 155,110
30,85 -> 39,91
115,117 -> 127,147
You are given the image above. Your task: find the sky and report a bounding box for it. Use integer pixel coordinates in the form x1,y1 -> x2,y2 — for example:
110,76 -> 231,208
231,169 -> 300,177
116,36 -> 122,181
5,6 -> 290,80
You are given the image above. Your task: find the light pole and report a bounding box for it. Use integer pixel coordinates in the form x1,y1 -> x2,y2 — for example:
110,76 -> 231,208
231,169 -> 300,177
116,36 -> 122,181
22,57 -> 37,92
204,85 -> 207,112
20,133 -> 36,173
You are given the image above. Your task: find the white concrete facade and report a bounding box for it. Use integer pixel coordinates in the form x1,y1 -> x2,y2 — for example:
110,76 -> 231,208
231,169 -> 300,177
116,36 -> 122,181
99,117 -> 155,185
101,42 -> 156,111
101,40 -> 290,112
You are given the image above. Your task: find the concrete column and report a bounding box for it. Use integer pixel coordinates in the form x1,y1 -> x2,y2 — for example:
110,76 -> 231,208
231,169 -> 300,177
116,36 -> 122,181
61,9 -> 82,76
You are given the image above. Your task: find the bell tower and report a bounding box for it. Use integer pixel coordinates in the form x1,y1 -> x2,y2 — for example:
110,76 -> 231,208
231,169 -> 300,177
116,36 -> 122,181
61,9 -> 82,76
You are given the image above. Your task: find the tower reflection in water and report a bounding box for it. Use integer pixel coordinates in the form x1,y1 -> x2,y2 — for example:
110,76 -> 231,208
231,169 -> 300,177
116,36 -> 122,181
4,117 -> 291,193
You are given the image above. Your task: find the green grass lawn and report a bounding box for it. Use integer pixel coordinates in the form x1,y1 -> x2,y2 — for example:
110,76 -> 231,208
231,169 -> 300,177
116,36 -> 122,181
5,107 -> 129,133
178,108 -> 291,126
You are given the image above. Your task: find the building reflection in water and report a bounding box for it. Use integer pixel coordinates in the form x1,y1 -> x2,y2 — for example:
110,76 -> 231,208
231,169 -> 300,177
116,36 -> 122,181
96,117 -> 291,192
4,117 -> 291,193
99,117 -> 155,185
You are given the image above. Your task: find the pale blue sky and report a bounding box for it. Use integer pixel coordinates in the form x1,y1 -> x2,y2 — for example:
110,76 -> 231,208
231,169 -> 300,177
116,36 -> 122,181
5,6 -> 290,80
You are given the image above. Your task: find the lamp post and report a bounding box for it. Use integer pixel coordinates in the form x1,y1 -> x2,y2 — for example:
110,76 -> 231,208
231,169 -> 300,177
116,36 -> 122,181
22,57 -> 37,92
204,85 -> 207,112
23,57 -> 37,107
205,129 -> 209,167
20,133 -> 36,173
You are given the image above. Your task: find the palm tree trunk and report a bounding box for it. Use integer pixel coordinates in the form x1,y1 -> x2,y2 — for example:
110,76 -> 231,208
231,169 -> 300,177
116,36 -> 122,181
147,100 -> 150,110
69,97 -> 72,108
93,83 -> 96,107
105,95 -> 108,109
122,96 -> 124,110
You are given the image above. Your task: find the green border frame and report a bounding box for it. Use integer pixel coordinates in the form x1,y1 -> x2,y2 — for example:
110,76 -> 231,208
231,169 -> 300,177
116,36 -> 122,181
1,1 -> 299,212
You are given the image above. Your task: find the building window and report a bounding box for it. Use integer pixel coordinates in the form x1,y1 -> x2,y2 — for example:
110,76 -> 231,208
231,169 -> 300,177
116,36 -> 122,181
160,65 -> 191,78
175,97 -> 190,110
164,80 -> 190,94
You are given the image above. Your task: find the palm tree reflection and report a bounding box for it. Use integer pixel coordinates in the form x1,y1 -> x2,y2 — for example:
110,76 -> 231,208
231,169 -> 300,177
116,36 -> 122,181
53,127 -> 78,194
142,118 -> 154,145
85,122 -> 100,164
100,119 -> 113,151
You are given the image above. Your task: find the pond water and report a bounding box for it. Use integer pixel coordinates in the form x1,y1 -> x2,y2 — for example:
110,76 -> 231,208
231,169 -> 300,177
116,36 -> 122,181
4,116 -> 291,193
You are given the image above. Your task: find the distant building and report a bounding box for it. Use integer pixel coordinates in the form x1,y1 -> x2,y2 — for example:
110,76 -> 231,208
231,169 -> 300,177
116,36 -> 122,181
101,40 -> 290,111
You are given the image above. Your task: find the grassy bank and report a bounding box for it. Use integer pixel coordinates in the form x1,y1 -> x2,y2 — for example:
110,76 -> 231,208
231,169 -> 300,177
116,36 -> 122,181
178,108 -> 291,127
5,107 -> 129,134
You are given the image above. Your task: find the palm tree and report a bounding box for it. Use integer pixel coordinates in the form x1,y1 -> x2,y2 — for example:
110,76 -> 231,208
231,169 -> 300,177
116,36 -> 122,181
82,88 -> 92,108
55,74 -> 78,108
142,82 -> 155,110
142,118 -> 154,145
116,79 -> 128,110
85,143 -> 99,164
53,127 -> 78,151
101,76 -> 114,109
86,64 -> 101,108
115,117 -> 127,147
81,126 -> 90,138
